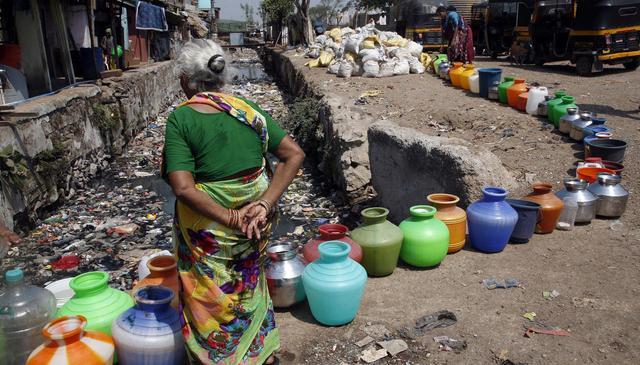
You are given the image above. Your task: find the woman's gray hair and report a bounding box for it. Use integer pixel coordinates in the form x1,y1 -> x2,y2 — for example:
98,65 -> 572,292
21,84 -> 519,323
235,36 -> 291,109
174,39 -> 229,92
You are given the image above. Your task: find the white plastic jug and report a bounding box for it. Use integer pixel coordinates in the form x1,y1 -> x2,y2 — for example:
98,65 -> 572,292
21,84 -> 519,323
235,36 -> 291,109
526,86 -> 548,115
469,73 -> 480,94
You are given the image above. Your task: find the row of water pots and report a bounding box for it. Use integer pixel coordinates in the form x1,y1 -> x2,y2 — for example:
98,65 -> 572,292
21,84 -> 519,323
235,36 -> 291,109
431,56 -> 628,165
1,257 -> 186,365
267,176 -> 629,321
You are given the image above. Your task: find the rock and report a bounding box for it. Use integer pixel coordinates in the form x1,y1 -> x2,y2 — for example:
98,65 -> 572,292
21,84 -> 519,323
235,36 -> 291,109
356,336 -> 375,347
368,122 -> 519,222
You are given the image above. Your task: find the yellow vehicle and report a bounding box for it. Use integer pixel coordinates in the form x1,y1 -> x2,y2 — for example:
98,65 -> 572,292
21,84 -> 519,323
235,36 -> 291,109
529,0 -> 640,74
485,0 -> 535,58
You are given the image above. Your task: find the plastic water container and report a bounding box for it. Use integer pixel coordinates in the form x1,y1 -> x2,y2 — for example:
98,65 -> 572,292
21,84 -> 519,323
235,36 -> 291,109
526,86 -> 548,115
137,250 -> 173,281
556,197 -> 578,231
0,269 -> 57,365
469,73 -> 480,94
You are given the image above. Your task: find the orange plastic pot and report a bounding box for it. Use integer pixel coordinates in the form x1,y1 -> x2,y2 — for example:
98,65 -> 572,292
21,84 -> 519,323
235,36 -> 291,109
427,193 -> 467,253
449,62 -> 464,87
517,92 -> 529,112
507,78 -> 527,109
132,255 -> 180,309
523,182 -> 563,234
459,64 -> 476,90
576,167 -> 616,183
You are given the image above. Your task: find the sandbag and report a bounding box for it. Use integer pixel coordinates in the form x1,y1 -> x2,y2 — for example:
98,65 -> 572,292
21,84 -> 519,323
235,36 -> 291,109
328,28 -> 342,43
362,60 -> 380,78
306,45 -> 321,59
389,47 -> 412,60
344,35 -> 361,54
319,50 -> 334,67
409,58 -> 426,74
383,38 -> 409,48
407,41 -> 423,58
344,51 -> 357,63
341,27 -> 355,36
328,60 -> 341,74
361,35 -> 381,49
378,60 -> 396,77
394,59 -> 410,75
337,60 -> 354,78
315,35 -> 328,45
358,48 -> 383,63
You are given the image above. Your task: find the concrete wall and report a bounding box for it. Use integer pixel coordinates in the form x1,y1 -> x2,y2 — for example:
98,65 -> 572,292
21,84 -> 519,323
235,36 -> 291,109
263,48 -> 372,198
0,61 -> 181,230
368,122 -> 518,223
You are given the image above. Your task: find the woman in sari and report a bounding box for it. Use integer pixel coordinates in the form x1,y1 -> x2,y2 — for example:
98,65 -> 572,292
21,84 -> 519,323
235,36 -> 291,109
437,5 -> 475,63
164,39 -> 305,364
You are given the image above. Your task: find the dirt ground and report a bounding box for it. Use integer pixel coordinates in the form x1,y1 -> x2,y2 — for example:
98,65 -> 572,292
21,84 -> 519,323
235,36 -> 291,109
274,55 -> 640,364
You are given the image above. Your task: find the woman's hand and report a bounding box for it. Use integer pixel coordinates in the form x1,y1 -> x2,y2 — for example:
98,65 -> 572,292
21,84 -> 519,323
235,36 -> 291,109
0,225 -> 21,245
242,204 -> 269,240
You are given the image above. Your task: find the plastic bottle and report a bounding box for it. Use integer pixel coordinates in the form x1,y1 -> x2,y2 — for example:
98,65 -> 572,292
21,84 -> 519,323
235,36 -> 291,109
556,197 -> 578,231
0,268 -> 57,365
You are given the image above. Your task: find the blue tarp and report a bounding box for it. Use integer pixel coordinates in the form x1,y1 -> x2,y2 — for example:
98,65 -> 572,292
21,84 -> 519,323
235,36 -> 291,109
135,1 -> 168,31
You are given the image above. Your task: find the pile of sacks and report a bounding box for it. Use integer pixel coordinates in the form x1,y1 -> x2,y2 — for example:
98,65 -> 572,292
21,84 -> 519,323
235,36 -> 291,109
305,24 -> 429,78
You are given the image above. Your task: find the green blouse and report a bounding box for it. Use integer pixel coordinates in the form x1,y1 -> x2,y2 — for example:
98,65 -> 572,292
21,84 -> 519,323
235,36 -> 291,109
163,98 -> 287,182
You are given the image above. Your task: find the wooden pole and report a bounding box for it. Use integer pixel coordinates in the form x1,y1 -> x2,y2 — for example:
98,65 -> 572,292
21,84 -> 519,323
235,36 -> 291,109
86,0 -> 99,78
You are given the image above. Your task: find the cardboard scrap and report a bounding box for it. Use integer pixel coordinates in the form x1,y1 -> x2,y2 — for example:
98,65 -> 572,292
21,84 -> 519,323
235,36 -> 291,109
360,347 -> 388,363
356,336 -> 375,348
377,339 -> 408,356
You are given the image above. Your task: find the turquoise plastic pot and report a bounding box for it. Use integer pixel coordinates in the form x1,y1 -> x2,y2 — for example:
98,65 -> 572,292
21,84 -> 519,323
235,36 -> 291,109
302,241 -> 367,326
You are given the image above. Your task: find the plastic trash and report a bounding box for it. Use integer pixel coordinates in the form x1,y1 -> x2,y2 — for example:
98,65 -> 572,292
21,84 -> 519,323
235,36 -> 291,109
44,277 -> 74,308
557,197 -> 578,231
0,268 -> 57,365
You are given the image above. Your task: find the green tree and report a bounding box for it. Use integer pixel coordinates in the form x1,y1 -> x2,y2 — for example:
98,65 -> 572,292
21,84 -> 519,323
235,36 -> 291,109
261,0 -> 294,43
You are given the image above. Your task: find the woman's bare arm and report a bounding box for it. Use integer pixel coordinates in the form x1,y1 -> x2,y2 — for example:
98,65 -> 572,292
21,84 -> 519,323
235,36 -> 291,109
245,136 -> 305,238
168,171 -> 231,224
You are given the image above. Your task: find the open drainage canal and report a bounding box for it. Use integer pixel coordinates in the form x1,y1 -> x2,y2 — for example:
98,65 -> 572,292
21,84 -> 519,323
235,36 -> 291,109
0,49 -> 353,288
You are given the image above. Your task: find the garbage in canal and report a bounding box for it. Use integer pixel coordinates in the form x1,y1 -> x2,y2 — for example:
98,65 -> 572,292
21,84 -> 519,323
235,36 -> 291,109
433,336 -> 467,352
482,278 -> 523,290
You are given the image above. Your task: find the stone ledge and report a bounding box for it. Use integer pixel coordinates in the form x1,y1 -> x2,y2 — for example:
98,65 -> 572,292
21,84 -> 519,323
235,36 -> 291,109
368,122 -> 518,223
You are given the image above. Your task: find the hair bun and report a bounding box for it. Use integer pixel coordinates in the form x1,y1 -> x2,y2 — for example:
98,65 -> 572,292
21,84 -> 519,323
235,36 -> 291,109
207,54 -> 225,73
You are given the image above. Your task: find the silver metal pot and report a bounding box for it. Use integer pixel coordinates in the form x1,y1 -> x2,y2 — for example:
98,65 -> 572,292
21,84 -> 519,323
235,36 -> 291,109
570,112 -> 593,141
587,173 -> 629,218
556,179 -> 598,223
537,95 -> 553,117
558,107 -> 580,135
265,244 -> 307,308
439,61 -> 450,79
488,81 -> 500,100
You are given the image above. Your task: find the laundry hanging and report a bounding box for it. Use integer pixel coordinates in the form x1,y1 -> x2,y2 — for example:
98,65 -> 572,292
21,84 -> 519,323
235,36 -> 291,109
135,1 -> 168,31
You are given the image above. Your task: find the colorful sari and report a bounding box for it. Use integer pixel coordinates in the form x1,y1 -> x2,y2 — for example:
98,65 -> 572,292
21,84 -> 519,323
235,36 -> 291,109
447,15 -> 475,63
172,92 -> 279,364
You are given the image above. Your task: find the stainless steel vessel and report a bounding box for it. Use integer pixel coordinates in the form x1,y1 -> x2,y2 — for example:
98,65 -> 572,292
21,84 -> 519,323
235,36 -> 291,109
265,244 -> 307,308
556,179 -> 598,223
558,108 -> 580,135
587,173 -> 629,218
488,81 -> 500,100
570,112 -> 593,141
537,95 -> 553,117
439,61 -> 450,79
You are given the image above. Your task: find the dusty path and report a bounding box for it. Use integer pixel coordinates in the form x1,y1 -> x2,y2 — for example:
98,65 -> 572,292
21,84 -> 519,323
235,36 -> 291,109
273,53 -> 640,365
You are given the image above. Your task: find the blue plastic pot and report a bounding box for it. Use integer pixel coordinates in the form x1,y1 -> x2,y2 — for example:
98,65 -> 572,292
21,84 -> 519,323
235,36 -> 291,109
302,241 -> 367,326
591,117 -> 606,125
583,125 -> 610,141
506,199 -> 541,244
467,187 -> 519,253
478,68 -> 503,98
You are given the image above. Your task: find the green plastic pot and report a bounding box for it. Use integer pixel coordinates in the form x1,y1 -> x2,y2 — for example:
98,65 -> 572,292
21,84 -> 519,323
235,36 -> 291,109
57,271 -> 134,337
550,96 -> 577,127
399,205 -> 450,267
351,207 -> 403,277
498,77 -> 514,104
546,91 -> 568,124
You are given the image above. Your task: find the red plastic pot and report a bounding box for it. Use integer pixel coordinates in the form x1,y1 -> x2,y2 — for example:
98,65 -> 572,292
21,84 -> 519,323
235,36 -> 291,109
602,161 -> 624,176
303,224 -> 363,263
517,92 -> 529,112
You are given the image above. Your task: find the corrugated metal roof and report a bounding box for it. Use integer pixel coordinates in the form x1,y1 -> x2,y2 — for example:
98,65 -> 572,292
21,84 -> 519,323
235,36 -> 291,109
448,0 -> 484,20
